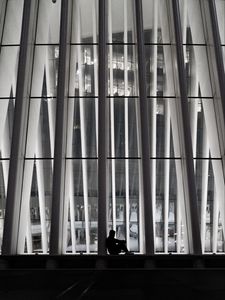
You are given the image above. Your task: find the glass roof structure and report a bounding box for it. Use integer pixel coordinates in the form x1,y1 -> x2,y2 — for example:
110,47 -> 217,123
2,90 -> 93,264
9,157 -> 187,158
0,0 -> 224,255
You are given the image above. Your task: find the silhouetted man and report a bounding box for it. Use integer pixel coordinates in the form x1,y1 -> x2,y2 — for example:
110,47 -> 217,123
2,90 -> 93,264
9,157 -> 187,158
106,230 -> 132,255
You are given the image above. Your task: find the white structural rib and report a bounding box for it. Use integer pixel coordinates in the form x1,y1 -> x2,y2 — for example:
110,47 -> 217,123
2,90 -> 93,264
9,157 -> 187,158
36,128 -> 48,253
17,161 -> 34,253
189,99 -> 198,170
69,177 -> 76,253
188,48 -> 199,171
164,102 -> 170,253
45,49 -> 56,159
124,0 -> 130,250
108,0 -> 116,232
0,101 -> 10,193
76,2 -> 90,253
200,120 -> 209,252
64,159 -> 76,253
92,0 -> 98,153
212,187 -> 218,253
150,0 -> 158,245
65,33 -> 77,253
26,216 -> 32,253
63,96 -> 76,253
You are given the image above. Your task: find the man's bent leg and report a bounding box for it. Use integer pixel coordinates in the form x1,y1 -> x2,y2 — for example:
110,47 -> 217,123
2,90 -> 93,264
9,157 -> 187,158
118,241 -> 129,253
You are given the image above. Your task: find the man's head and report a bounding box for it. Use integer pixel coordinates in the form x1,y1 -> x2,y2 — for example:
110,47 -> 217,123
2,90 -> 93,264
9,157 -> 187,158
109,230 -> 115,238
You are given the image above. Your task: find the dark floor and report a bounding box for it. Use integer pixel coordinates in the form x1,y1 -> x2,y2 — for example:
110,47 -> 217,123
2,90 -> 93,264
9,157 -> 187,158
0,255 -> 224,299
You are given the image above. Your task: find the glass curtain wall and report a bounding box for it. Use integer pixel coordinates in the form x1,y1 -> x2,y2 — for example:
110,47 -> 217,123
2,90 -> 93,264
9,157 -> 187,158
0,0 -> 224,254
179,0 -> 225,253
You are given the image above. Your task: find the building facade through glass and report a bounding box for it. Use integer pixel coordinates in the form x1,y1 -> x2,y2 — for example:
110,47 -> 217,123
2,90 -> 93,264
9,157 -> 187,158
0,0 -> 224,255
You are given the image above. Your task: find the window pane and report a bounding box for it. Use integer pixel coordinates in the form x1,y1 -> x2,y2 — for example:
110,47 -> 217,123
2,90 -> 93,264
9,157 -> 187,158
0,99 -> 14,159
188,99 -> 222,159
1,0 -> 24,45
26,99 -> 56,159
71,0 -> 99,44
145,45 -> 175,97
143,0 -> 173,44
109,0 -> 136,43
215,0 -> 225,44
66,98 -> 97,158
35,0 -> 61,44
31,46 -> 59,98
69,45 -> 98,97
179,0 -> 206,44
0,47 -> 20,98
108,98 -> 139,158
108,45 -> 138,97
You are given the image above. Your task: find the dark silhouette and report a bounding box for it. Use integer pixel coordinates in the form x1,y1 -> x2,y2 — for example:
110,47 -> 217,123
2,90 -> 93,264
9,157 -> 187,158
106,230 -> 132,255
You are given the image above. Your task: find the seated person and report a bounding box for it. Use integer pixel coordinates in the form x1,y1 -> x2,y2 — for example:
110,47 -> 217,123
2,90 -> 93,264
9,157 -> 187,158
106,230 -> 132,255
